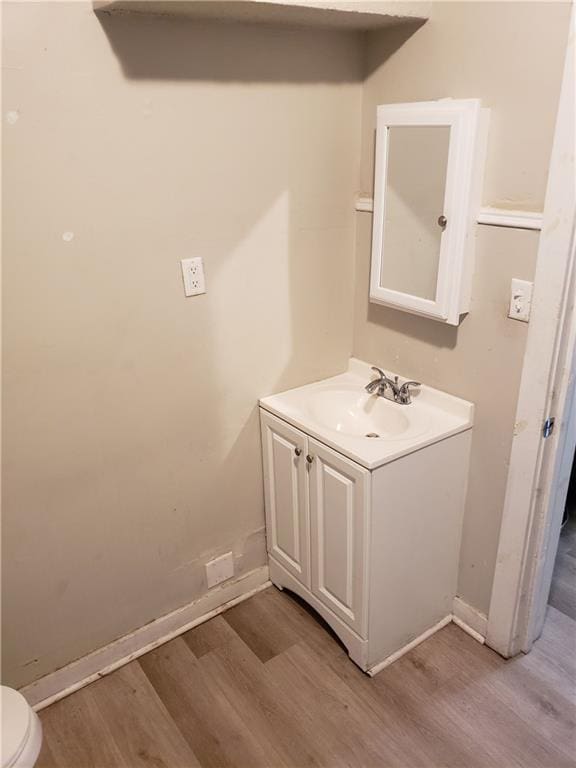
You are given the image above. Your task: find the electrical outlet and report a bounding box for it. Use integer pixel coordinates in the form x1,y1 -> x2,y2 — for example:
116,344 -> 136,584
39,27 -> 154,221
181,257 -> 206,297
205,552 -> 234,589
509,278 -> 533,322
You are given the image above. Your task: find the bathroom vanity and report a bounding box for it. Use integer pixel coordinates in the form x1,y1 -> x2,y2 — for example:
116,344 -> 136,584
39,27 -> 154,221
259,359 -> 473,674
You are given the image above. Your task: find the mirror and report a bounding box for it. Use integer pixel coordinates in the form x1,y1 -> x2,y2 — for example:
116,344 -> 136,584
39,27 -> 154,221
370,99 -> 488,325
379,125 -> 450,301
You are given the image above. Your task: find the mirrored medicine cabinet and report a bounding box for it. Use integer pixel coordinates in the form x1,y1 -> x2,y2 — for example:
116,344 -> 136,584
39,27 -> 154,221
370,99 -> 489,325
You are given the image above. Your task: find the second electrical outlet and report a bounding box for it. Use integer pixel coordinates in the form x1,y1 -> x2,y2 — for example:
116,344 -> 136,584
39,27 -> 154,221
181,257 -> 206,297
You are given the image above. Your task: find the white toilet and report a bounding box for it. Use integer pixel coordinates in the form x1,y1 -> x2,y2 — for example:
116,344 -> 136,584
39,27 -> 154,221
1,687 -> 42,768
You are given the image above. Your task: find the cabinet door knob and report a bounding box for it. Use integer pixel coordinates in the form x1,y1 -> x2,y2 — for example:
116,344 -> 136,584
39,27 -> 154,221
437,214 -> 447,229
294,447 -> 302,457
306,455 -> 314,464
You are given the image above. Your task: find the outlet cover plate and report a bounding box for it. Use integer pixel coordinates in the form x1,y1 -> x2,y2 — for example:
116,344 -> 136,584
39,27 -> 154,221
509,278 -> 533,322
181,257 -> 206,297
205,552 -> 234,589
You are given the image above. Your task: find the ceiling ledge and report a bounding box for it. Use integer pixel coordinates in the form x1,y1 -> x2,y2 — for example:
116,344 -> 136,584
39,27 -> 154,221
93,0 -> 430,31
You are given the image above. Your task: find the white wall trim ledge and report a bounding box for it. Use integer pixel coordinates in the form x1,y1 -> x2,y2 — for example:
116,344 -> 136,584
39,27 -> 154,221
354,197 -> 543,231
20,566 -> 270,712
476,207 -> 543,231
452,596 -> 488,644
355,196 -> 375,213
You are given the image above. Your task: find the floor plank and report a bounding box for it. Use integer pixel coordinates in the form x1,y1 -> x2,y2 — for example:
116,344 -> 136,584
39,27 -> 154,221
36,738 -> 63,768
40,681 -> 127,768
527,606 -> 576,703
39,586 -> 576,768
221,587 -> 300,662
41,661 -> 200,768
374,623 -> 574,768
140,635 -> 282,768
437,621 -> 575,757
550,518 -> 576,621
180,615 -> 237,659
197,627 -> 323,767
267,639 -> 448,768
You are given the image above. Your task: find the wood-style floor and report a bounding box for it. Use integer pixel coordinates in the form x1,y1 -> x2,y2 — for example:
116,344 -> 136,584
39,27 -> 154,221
549,516 -> 576,621
37,586 -> 576,768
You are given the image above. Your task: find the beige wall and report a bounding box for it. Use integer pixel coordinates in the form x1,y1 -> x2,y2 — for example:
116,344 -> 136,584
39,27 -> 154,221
1,2 -> 363,687
2,0 -> 570,688
354,1 -> 571,614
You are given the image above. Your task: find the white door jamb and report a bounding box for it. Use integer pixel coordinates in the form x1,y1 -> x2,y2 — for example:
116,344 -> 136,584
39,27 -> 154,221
486,8 -> 576,658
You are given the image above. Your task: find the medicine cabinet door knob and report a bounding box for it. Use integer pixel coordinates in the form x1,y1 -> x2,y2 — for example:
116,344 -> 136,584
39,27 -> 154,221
437,215 -> 448,229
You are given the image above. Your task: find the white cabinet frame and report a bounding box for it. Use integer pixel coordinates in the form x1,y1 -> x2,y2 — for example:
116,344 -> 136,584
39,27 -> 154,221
370,99 -> 488,325
308,437 -> 369,638
260,406 -> 472,675
260,411 -> 311,587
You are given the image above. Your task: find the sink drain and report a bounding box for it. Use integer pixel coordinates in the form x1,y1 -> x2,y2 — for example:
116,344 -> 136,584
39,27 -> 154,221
365,432 -> 380,438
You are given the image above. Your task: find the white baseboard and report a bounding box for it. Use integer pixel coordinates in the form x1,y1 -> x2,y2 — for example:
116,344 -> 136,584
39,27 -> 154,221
367,604 -> 486,677
19,575 -> 488,708
367,615 -> 452,676
21,566 -> 270,711
452,596 -> 487,644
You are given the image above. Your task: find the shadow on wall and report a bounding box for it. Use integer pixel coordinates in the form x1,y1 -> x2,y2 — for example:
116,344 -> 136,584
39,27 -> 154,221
96,11 -> 424,82
88,9 -> 429,458
363,21 -> 428,81
91,9 -> 429,402
368,302 -> 459,350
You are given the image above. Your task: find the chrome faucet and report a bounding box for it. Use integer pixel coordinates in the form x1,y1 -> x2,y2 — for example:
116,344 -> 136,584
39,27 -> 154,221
365,367 -> 398,397
365,366 -> 421,405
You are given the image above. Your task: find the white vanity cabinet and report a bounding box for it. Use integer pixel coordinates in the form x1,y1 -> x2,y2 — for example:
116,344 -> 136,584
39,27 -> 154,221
259,400 -> 472,675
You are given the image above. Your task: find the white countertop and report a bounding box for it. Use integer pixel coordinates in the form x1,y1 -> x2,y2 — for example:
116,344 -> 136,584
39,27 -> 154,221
260,358 -> 474,470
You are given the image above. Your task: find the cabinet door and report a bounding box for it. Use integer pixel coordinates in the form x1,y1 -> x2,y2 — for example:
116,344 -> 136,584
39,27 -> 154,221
308,438 -> 369,635
260,410 -> 310,587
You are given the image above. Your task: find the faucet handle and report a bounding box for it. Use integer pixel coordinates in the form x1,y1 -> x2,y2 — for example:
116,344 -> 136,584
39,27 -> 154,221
400,380 -> 421,392
366,366 -> 388,395
370,366 -> 386,380
398,380 -> 421,403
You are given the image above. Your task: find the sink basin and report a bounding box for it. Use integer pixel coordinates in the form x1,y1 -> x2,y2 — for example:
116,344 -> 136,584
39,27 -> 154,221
306,385 -> 423,439
260,359 -> 474,469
